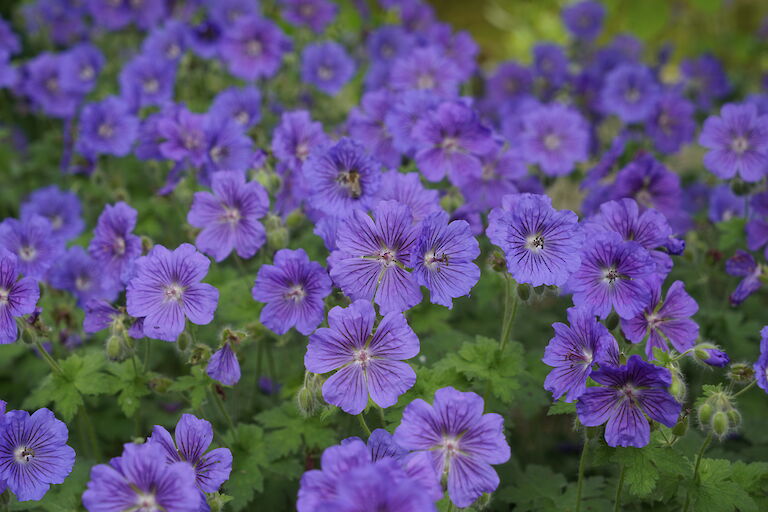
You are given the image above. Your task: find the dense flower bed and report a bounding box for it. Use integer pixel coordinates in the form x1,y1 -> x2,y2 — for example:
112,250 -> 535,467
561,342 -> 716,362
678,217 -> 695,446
0,0 -> 767,511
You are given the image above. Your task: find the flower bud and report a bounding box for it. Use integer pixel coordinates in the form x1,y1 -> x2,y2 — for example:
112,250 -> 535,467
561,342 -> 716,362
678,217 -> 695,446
439,189 -> 463,213
669,367 -> 687,402
140,235 -> 154,254
188,344 -> 212,365
221,328 -> 246,346
207,492 -> 233,512
727,409 -> 742,428
488,251 -> 507,273
671,414 -> 689,437
266,222 -> 289,251
255,168 -> 281,194
297,372 -> 325,417
286,209 -> 305,230
106,335 -> 123,360
177,331 -> 192,352
516,283 -> 531,301
693,343 -> 729,367
727,363 -> 755,384
148,377 -> 173,393
697,403 -> 713,425
712,411 -> 729,438
473,493 -> 493,510
605,311 -> 619,331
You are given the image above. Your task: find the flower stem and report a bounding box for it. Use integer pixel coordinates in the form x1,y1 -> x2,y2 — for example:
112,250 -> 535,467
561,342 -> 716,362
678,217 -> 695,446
683,433 -> 713,512
35,341 -> 63,375
731,379 -> 757,398
357,413 -> 372,437
575,437 -> 590,512
78,405 -> 101,461
210,386 -> 236,432
499,274 -> 518,352
613,463 -> 626,512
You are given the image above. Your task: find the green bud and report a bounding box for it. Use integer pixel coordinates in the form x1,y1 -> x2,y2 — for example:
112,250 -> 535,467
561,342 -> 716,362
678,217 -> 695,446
20,325 -> 37,345
255,168 -> 281,194
188,344 -> 212,365
140,235 -> 154,254
488,251 -> 506,273
207,492 -> 234,512
267,226 -> 289,251
669,369 -> 687,402
697,403 -> 713,426
671,414 -> 689,437
605,311 -> 619,331
286,209 -> 305,230
106,335 -> 123,360
516,283 -> 531,301
177,331 -> 192,352
297,386 -> 318,417
712,411 -> 729,438
727,409 -> 742,427
439,189 -> 463,213
473,493 -> 493,510
221,328 -> 246,346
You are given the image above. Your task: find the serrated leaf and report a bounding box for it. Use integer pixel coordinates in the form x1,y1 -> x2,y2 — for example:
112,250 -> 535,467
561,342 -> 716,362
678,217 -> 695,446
547,400 -> 576,416
256,402 -> 338,459
693,458 -> 759,512
223,424 -> 270,512
105,360 -> 151,417
169,365 -> 210,410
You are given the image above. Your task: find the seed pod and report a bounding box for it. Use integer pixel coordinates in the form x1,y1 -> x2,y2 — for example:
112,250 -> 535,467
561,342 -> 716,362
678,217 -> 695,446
671,415 -> 689,437
177,331 -> 192,352
712,411 -> 729,438
727,409 -> 742,427
516,283 -> 531,301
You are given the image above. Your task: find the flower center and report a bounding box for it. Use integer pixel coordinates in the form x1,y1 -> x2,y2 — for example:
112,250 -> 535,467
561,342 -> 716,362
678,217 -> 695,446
624,87 -> 640,103
14,446 -> 34,464
295,142 -> 310,161
620,384 -> 638,400
19,245 -> 37,262
353,348 -> 371,367
246,39 -> 263,57
221,206 -> 241,224
0,288 -> 9,306
134,491 -> 158,512
113,236 -> 126,256
80,65 -> 95,81
525,234 -> 545,252
46,77 -> 59,93
337,170 -> 362,198
163,283 -> 185,303
50,215 -> 63,229
283,284 -> 306,303
377,248 -> 398,267
543,133 -> 561,151
317,66 -> 334,81
424,251 -> 448,269
143,78 -> 159,94
166,44 -> 181,59
75,275 -> 92,291
441,137 -> 460,152
441,436 -> 461,458
416,73 -> 435,90
184,132 -> 203,151
235,110 -> 250,125
210,145 -> 229,163
300,3 -> 315,17
730,136 -> 749,155
645,312 -> 662,329
602,266 -> 624,284
98,123 -> 114,138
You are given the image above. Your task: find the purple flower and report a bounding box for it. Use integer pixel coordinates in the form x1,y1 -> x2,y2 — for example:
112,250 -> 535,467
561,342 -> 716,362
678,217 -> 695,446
298,436 -> 438,512
0,250 -> 39,344
88,202 -> 142,290
22,53 -> 79,119
0,408 -> 75,501
376,171 -> 440,223
186,19 -> 223,59
413,101 -> 495,184
82,442 -> 200,512
76,96 -> 139,157
390,46 -> 461,98
83,300 -> 120,334
543,307 -> 619,402
454,145 -> 525,212
562,1 -> 605,41
330,200 -> 421,314
726,250 -> 763,305
585,199 -> 676,278
645,91 -> 696,155
385,90 -> 439,156
271,110 -> 329,171
301,41 -> 355,95
210,85 -> 261,129
202,116 -> 254,176
519,103 -> 589,176
280,0 -> 338,33
86,0 -> 132,30
576,355 -> 681,447
149,413 -> 233,493
754,326 -> 768,394
157,107 -> 207,166
610,155 -> 683,220
485,61 -> 533,106
621,280 -> 699,358
49,247 -> 116,306
394,387 -> 510,508
252,248 -> 332,335
601,64 -> 660,123
220,16 -> 291,81
304,138 -> 381,215
304,300 -> 419,415
699,103 -> 768,182
568,231 -> 657,319
347,90 -> 400,169
487,193 -> 584,287
126,244 -> 219,342
700,347 -> 730,367
60,43 -> 104,95
410,211 -> 480,308
142,21 -> 187,63
119,54 -> 176,111
20,185 -> 83,243
0,216 -> 62,280
681,54 -> 730,110
533,43 -> 569,90
187,171 -> 268,262
208,0 -> 261,27
207,342 -> 241,386
708,184 -> 745,223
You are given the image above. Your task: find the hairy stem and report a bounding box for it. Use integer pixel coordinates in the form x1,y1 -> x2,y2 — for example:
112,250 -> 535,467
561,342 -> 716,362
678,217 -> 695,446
499,275 -> 518,352
613,463 -> 626,512
683,433 -> 713,512
732,379 -> 757,398
575,437 -> 590,512
35,340 -> 63,375
357,413 -> 372,437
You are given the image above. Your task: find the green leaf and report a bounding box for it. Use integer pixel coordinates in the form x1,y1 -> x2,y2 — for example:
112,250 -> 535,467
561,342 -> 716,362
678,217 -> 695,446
434,335 -> 525,404
256,402 -> 338,459
547,400 -> 576,416
611,441 -> 688,498
716,217 -> 747,252
223,424 -> 270,512
169,365 -> 210,410
104,360 -> 151,417
692,458 -> 759,512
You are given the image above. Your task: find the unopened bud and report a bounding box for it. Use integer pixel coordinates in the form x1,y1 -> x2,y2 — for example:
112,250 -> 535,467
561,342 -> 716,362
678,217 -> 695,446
254,168 -> 281,194
140,235 -> 154,254
148,377 -> 173,393
473,493 -> 493,510
516,283 -> 531,301
671,414 -> 689,437
286,209 -> 305,230
669,368 -> 687,402
605,311 -> 619,331
727,363 -> 755,384
488,251 -> 506,273
297,386 -> 320,417
727,409 -> 741,427
177,331 -> 192,352
712,411 -> 729,438
106,335 -> 125,360
439,190 -> 463,213
693,343 -> 730,367
697,403 -> 713,425
267,226 -> 289,251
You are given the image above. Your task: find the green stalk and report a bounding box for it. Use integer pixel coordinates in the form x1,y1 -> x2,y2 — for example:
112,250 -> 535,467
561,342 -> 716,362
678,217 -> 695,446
683,433 -> 713,512
613,463 -> 626,512
357,413 -> 372,437
499,275 -> 519,352
575,437 -> 590,512
732,379 -> 757,398
35,340 -> 63,375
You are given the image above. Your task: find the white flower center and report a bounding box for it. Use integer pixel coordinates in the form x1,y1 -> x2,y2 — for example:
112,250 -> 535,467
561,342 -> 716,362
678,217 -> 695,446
296,142 -> 310,161
0,288 -> 9,306
602,266 -> 622,284
235,110 -> 250,125
353,348 -> 371,367
377,248 -> 398,267
246,39 -> 263,57
143,78 -> 159,94
163,283 -> 185,303
317,66 -> 334,80
98,123 -> 114,138
441,137 -> 460,152
19,245 -> 37,262
624,87 -> 640,103
731,136 -> 749,155
283,284 -> 306,303
75,275 -> 92,291
113,236 -> 126,256
543,133 -> 561,151
221,206 -> 241,224
417,73 -> 435,90
50,215 -> 63,229
424,251 -> 448,270
134,491 -> 159,512
525,234 -> 545,252
79,65 -> 95,81
14,446 -> 34,464
337,170 -> 362,198
441,436 -> 461,458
